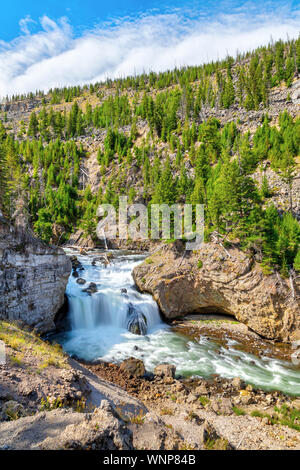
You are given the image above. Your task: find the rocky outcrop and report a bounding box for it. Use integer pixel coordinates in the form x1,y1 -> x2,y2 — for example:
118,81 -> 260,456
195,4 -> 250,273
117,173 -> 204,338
120,358 -> 146,378
0,401 -> 133,450
0,216 -> 71,332
133,243 -> 300,343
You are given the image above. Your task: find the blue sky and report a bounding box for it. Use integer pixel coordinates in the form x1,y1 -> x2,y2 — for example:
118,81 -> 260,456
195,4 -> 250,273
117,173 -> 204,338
0,1 -> 249,40
0,1 -> 299,96
2,1 -> 300,40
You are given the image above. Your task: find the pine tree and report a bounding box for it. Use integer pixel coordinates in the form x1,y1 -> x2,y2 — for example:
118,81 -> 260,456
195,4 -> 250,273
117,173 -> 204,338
27,112 -> 39,137
277,153 -> 296,213
294,250 -> 300,272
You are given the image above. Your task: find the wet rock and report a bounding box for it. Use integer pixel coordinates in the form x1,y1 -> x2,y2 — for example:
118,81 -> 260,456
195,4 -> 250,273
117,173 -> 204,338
83,282 -> 98,295
70,256 -> 84,271
76,278 -> 86,285
154,364 -> 176,379
92,255 -> 111,266
120,358 -> 146,378
70,256 -> 80,268
72,270 -> 79,278
127,303 -> 147,335
127,313 -> 147,335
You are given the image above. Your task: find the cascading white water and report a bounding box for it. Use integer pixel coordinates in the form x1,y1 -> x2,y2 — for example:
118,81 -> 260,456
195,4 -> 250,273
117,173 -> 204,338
58,250 -> 164,362
55,250 -> 300,396
67,253 -> 161,331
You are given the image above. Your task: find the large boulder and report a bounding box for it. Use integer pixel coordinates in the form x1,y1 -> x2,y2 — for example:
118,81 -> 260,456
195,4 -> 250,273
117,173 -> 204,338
154,364 -> 176,379
127,303 -> 147,335
120,358 -> 146,378
133,243 -> 300,343
0,216 -> 71,333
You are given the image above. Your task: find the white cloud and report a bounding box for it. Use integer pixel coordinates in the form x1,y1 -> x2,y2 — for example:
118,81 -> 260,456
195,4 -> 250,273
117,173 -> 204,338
19,15 -> 36,35
0,6 -> 299,97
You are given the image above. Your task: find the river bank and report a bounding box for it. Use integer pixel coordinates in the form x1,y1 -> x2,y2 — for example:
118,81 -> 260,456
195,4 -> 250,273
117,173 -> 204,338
87,355 -> 300,450
1,319 -> 299,450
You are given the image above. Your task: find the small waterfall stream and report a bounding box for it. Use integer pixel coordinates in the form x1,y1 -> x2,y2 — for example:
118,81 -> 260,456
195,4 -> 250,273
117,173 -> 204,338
55,250 -> 300,396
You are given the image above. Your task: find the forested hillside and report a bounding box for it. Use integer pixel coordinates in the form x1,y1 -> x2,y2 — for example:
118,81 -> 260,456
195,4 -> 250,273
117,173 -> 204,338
0,36 -> 299,277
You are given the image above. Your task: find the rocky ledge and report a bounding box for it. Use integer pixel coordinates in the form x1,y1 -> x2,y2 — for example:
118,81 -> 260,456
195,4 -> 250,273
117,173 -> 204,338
0,216 -> 71,332
133,242 -> 300,343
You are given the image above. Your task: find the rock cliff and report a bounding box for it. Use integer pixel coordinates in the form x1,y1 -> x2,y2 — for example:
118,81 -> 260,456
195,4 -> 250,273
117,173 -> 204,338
133,242 -> 300,343
0,216 -> 71,332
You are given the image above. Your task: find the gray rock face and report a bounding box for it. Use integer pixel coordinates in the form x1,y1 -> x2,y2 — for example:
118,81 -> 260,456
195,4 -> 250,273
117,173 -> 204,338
0,216 -> 71,332
0,402 -> 133,450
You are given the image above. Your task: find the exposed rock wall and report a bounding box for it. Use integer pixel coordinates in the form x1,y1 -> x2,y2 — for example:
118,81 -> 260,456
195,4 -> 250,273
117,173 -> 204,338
133,242 -> 300,343
0,216 -> 71,332
251,165 -> 300,221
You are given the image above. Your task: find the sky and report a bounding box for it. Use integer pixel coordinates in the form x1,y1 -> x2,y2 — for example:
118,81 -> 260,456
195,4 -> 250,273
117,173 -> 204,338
0,0 -> 299,97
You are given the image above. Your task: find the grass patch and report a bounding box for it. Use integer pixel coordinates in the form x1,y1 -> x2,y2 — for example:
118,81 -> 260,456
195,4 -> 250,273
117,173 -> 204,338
205,438 -> 230,450
9,354 -> 23,366
40,396 -> 63,411
232,406 -> 246,416
165,423 -> 174,430
185,411 -> 199,421
179,443 -> 196,450
0,321 -> 68,370
251,410 -> 265,418
160,408 -> 174,416
251,404 -> 300,432
199,396 -> 210,407
166,391 -> 177,402
130,410 -> 146,425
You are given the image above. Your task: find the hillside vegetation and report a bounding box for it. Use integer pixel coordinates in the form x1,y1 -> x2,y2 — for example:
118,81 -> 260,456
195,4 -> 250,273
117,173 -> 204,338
0,36 -> 299,277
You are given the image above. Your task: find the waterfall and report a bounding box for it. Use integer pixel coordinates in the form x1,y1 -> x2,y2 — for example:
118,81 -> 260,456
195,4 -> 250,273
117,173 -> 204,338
55,249 -> 300,396
66,251 -> 162,334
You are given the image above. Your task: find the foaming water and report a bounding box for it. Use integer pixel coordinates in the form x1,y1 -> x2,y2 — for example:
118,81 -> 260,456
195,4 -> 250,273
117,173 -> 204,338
56,250 -> 300,396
